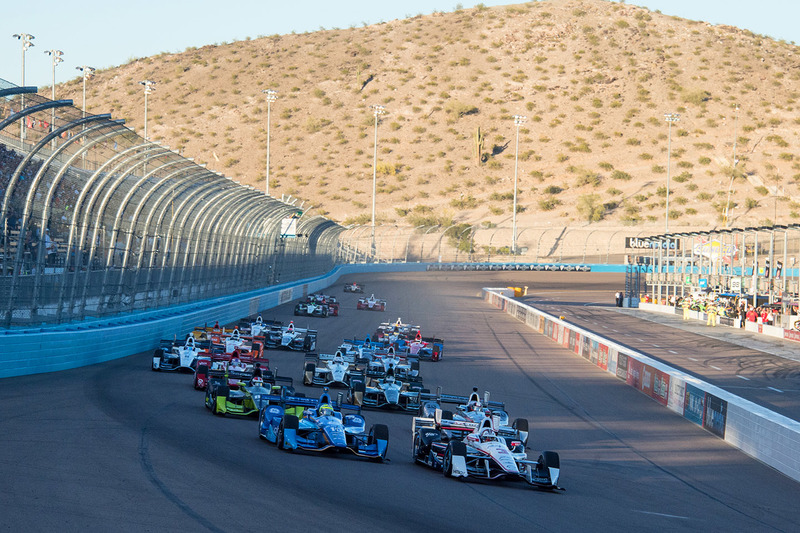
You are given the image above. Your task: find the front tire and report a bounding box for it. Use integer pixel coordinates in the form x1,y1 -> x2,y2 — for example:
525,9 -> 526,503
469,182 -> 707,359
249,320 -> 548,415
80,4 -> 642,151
443,441 -> 466,478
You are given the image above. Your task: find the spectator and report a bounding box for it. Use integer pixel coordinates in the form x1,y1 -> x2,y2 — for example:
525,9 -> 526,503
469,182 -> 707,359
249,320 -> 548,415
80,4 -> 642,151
766,308 -> 775,326
746,307 -> 758,322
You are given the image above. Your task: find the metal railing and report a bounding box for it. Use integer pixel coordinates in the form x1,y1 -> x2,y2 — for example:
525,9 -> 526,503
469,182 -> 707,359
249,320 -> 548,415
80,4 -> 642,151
0,79 -> 343,327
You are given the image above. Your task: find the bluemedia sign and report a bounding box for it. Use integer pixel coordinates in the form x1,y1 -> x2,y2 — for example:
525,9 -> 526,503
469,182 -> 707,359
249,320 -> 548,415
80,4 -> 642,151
625,237 -> 681,250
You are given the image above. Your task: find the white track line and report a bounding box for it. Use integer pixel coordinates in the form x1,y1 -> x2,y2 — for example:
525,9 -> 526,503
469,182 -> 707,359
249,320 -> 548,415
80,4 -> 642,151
737,375 -> 751,381
768,386 -> 784,393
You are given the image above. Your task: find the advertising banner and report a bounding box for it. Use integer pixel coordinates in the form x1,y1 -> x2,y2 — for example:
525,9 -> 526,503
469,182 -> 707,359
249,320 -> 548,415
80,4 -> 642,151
616,352 -> 628,381
625,237 -> 681,250
589,339 -> 599,365
668,378 -> 686,414
626,358 -> 644,389
581,335 -> 591,359
279,288 -> 293,304
684,383 -> 705,426
649,366 -> 670,406
607,346 -> 617,374
703,394 -> 727,438
543,319 -> 553,338
784,330 -> 800,343
598,343 -> 609,370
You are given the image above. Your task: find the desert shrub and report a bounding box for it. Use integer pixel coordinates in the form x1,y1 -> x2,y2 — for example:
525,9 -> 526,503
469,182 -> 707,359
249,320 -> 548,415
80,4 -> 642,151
611,170 -> 632,181
577,194 -> 605,222
543,185 -> 562,194
538,197 -> 561,211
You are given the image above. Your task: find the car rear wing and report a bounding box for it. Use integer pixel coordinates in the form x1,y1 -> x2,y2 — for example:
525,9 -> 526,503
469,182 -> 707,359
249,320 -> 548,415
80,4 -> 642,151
419,387 -> 505,410
313,352 -> 356,364
207,369 -> 253,381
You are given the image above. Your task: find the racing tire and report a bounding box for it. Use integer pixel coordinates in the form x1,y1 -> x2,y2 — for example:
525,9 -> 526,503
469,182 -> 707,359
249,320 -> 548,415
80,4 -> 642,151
412,433 -> 422,463
421,388 -> 430,394
303,362 -> 316,386
151,349 -> 163,371
258,409 -> 267,440
350,379 -> 366,406
513,417 -> 530,446
322,307 -> 328,318
369,424 -> 389,462
538,451 -> 560,481
277,414 -> 299,450
443,441 -> 467,478
441,409 -> 454,421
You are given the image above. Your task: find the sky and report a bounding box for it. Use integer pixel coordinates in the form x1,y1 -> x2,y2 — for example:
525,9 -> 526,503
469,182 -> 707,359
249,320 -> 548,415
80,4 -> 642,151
3,0 -> 799,90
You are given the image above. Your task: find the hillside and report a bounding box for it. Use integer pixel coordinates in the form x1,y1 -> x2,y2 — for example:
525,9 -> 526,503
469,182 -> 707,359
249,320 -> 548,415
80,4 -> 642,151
50,0 -> 800,233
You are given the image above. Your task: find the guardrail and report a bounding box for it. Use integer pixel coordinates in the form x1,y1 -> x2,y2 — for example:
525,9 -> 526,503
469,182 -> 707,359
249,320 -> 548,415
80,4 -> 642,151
484,288 -> 800,483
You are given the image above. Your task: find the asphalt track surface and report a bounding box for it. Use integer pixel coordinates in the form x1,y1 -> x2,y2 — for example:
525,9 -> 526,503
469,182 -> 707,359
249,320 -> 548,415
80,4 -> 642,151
2,272 -> 799,532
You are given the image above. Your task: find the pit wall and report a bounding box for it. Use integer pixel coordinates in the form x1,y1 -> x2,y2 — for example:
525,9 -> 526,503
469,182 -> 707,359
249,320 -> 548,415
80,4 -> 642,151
484,288 -> 800,483
0,263 -> 427,379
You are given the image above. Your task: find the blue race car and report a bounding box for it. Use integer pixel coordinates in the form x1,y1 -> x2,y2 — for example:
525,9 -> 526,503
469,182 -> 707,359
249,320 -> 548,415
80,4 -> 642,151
258,389 -> 389,461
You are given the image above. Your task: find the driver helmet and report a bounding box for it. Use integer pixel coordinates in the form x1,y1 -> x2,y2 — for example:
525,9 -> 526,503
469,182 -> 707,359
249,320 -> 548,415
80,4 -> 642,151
251,376 -> 264,388
467,399 -> 482,412
318,403 -> 334,417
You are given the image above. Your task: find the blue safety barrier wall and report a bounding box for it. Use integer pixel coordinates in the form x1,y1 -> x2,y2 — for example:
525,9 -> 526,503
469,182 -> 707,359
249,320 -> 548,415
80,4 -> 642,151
0,262 -> 427,378
483,287 -> 800,483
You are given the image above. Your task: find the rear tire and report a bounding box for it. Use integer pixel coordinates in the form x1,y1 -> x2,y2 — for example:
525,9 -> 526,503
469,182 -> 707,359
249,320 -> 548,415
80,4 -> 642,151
303,362 -> 316,386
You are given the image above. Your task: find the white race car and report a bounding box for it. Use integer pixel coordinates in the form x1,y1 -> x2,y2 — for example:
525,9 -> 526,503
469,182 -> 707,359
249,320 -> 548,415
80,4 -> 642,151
412,411 -> 561,490
357,294 -> 386,312
304,350 -> 362,387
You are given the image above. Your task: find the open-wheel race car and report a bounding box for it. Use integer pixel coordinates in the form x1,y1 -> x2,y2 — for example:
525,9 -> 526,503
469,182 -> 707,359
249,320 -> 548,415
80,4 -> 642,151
294,293 -> 339,318
152,335 -> 209,372
303,350 -> 363,388
206,374 -> 293,417
357,294 -> 387,312
412,411 -> 561,490
264,320 -> 317,351
363,346 -> 420,382
343,282 -> 365,293
258,388 -> 389,462
348,367 -> 428,412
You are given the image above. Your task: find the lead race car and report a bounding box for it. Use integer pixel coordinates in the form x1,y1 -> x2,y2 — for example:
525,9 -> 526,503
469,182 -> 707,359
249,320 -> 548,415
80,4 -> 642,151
343,282 -> 365,293
357,294 -> 387,312
412,405 -> 562,490
258,388 -> 389,461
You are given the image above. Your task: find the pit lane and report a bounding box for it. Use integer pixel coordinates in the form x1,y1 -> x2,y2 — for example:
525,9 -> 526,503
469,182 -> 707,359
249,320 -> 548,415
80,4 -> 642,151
2,271 -> 799,532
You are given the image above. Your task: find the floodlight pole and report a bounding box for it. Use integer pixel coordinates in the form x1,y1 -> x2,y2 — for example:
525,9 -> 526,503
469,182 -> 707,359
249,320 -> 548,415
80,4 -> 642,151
724,105 -> 739,227
13,33 -> 34,142
45,49 -> 64,148
370,104 -> 386,253
139,80 -> 156,142
262,89 -> 278,196
512,114 -> 526,255
76,65 -> 95,117
664,113 -> 680,234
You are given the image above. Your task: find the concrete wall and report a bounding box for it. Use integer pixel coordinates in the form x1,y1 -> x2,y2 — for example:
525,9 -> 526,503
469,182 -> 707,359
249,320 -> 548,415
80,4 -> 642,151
484,288 -> 800,483
0,262 -> 427,379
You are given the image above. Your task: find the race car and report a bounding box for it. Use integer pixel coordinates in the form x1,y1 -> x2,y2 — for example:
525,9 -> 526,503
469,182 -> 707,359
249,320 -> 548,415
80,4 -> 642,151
308,293 -> 339,316
303,350 -> 363,387
206,376 -> 278,417
357,294 -> 387,312
264,320 -> 317,351
348,368 -> 427,411
402,331 -> 445,362
411,412 -> 561,490
418,388 -> 518,431
151,335 -> 209,372
239,315 -> 270,337
193,351 -> 269,390
364,346 -> 421,382
374,317 -> 419,344
258,388 -> 389,461
343,282 -> 365,293
294,299 -> 331,318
